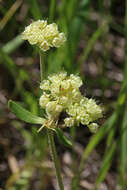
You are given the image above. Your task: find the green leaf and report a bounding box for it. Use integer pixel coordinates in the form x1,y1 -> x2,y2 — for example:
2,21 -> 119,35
8,100 -> 45,125
119,106 -> 127,185
71,112 -> 118,190
28,0 -> 42,20
95,141 -> 117,188
2,35 -> 23,54
79,0 -> 91,10
78,23 -> 107,66
55,128 -> 72,147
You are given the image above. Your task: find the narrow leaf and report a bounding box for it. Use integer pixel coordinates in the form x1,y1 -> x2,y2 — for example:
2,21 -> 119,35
56,128 -> 72,147
8,100 -> 45,124
71,112 -> 118,190
2,35 -> 23,54
28,0 -> 42,20
119,106 -> 127,184
78,23 -> 107,65
95,141 -> 117,188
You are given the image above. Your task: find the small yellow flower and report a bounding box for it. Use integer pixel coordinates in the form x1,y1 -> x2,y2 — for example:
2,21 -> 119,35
39,93 -> 50,108
40,80 -> 50,90
64,117 -> 75,127
22,20 -> 66,51
40,41 -> 50,51
46,101 -> 63,118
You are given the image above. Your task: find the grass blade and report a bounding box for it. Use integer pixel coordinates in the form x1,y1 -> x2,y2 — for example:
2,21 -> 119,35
2,35 -> 23,54
71,112 -> 118,190
118,0 -> 127,186
28,0 -> 42,20
49,0 -> 56,22
95,141 -> 117,189
78,23 -> 107,65
119,106 -> 127,186
0,0 -> 22,31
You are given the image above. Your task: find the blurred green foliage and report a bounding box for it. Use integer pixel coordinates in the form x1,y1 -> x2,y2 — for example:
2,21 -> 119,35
0,0 -> 126,189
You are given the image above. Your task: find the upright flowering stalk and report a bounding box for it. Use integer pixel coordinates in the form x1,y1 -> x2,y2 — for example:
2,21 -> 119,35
9,19 -> 102,190
22,20 -> 66,190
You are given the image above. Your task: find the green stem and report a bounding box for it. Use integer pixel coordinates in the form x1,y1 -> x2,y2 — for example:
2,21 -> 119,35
40,52 -> 45,81
70,126 -> 76,173
39,44 -> 64,190
47,129 -> 64,190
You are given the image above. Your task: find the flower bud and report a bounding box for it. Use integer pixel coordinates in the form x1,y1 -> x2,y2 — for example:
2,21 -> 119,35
46,101 -> 57,115
88,123 -> 99,133
61,80 -> 70,90
52,33 -> 66,47
40,80 -> 50,90
64,117 -> 75,127
40,41 -> 50,51
39,94 -> 49,108
55,105 -> 63,113
59,96 -> 68,105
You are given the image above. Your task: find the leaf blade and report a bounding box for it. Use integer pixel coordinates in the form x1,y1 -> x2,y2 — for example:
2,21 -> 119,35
95,141 -> 117,188
8,100 -> 45,125
56,128 -> 72,147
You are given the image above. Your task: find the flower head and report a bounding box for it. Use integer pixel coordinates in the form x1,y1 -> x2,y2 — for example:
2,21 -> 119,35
22,20 -> 66,51
39,72 -> 102,132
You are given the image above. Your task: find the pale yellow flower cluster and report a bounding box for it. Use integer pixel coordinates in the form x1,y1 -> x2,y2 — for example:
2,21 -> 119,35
66,98 -> 102,132
39,72 -> 102,132
22,20 -> 66,51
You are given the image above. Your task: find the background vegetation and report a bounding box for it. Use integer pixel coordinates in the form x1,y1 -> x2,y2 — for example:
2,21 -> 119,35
0,0 -> 126,189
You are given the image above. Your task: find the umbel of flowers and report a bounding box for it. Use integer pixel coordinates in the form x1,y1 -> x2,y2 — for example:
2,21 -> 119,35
22,20 -> 66,51
39,72 -> 102,133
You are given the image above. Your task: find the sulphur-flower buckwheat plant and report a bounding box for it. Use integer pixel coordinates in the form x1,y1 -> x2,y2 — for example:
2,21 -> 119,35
9,19 -> 103,190
39,72 -> 102,132
22,20 -> 66,51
